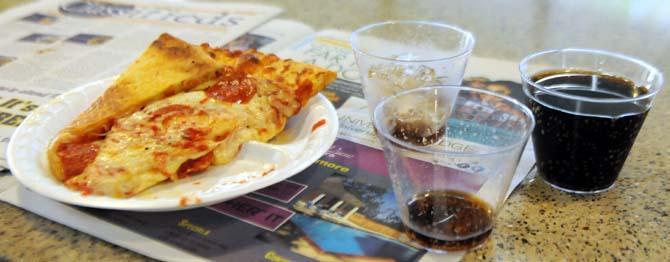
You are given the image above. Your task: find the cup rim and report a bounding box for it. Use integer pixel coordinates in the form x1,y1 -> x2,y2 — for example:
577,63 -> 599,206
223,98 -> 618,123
373,85 -> 535,157
519,48 -> 664,104
350,20 -> 476,63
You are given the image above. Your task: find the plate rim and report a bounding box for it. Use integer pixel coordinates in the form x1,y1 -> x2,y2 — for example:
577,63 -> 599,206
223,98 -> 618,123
7,77 -> 339,211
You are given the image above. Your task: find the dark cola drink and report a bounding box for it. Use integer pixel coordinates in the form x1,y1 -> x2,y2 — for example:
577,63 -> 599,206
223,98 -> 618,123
391,118 -> 446,146
405,190 -> 493,251
528,70 -> 649,193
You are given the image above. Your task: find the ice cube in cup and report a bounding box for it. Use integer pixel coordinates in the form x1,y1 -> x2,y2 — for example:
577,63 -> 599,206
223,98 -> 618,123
368,63 -> 437,95
351,21 -> 475,118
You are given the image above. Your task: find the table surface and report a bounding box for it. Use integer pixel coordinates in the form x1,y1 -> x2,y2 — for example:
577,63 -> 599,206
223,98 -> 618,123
1,0 -> 669,261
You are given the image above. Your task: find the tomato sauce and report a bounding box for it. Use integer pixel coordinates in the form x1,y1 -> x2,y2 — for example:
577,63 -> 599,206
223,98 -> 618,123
205,77 -> 257,104
236,53 -> 261,74
152,151 -> 170,177
150,104 -> 193,118
182,127 -> 210,141
178,140 -> 209,151
311,119 -> 327,132
295,80 -> 313,105
67,180 -> 93,196
177,152 -> 214,178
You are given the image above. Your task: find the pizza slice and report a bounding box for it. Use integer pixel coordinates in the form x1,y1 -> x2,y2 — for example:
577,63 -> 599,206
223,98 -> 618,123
199,47 -> 337,164
65,88 -> 241,197
48,34 -> 337,198
48,33 -> 223,182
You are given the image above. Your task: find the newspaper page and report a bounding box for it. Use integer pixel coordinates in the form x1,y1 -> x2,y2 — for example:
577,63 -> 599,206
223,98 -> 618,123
222,18 -> 314,54
0,0 -> 281,168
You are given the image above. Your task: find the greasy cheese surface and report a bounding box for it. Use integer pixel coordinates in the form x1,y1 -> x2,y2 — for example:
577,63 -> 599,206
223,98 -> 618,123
47,33 -> 337,198
48,33 -> 224,182
65,77 -> 300,197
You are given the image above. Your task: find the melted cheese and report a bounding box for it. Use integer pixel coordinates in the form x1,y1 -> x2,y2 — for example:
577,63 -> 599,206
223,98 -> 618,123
210,77 -> 301,164
65,77 -> 302,197
48,33 -> 224,182
50,34 -> 337,198
66,91 -> 241,197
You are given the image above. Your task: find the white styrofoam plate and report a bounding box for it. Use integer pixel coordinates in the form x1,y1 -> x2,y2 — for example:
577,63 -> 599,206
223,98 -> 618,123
7,77 -> 338,211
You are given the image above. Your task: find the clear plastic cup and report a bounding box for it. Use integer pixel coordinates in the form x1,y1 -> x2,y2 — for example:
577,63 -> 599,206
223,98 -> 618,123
351,20 -> 475,117
520,49 -> 664,194
373,86 -> 534,252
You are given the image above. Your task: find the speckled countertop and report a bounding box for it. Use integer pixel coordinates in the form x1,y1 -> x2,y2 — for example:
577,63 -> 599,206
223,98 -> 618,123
1,0 -> 669,261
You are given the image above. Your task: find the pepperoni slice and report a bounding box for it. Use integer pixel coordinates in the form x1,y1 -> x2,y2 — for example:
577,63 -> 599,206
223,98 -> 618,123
57,142 -> 99,179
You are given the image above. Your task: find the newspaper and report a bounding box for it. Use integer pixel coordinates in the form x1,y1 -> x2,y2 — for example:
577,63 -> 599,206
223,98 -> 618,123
0,3 -> 536,261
